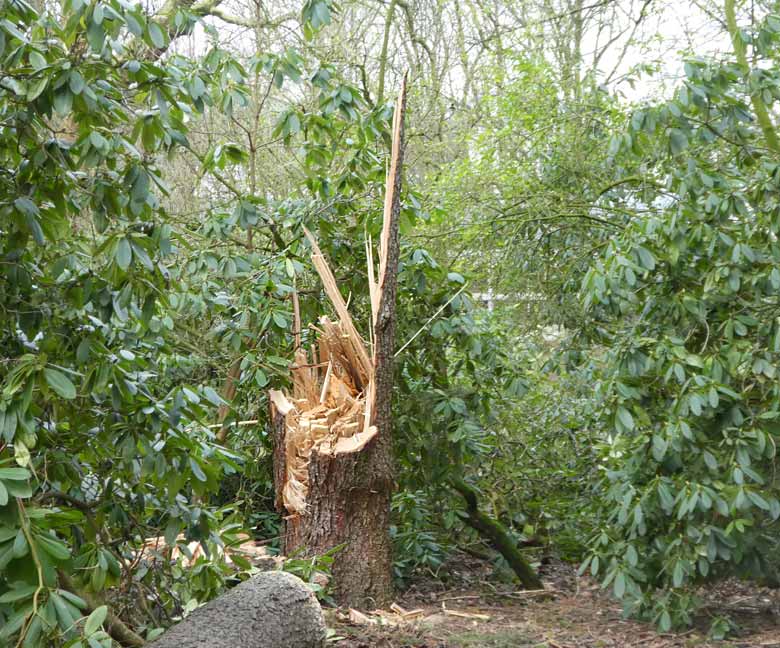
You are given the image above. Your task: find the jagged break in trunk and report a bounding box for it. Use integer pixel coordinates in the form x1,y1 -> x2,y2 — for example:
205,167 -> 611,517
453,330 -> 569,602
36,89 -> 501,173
269,80 -> 407,607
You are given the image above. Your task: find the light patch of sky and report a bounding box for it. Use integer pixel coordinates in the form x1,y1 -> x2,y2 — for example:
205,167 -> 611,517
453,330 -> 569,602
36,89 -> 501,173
588,0 -> 730,103
159,0 -> 735,110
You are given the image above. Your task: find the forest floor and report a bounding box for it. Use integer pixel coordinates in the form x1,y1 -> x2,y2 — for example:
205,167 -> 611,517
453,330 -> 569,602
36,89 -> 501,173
324,554 -> 780,647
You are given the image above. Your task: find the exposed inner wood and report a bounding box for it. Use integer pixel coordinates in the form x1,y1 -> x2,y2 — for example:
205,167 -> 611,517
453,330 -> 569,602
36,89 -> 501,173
269,233 -> 381,515
268,306 -> 378,514
270,77 -> 406,531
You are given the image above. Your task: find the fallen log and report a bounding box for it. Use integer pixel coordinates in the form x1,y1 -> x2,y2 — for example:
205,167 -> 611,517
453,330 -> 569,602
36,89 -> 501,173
451,477 -> 543,590
149,571 -> 326,648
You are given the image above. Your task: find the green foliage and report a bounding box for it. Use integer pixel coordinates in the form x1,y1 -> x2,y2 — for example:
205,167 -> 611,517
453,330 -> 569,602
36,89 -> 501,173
281,544 -> 340,604
10,0 -> 780,642
300,0 -> 333,40
398,56 -> 625,578
582,14 -> 780,630
429,56 -> 625,329
391,490 -> 450,582
391,257 -> 566,576
0,0 -> 414,633
484,352 -> 603,561
0,0 -> 258,642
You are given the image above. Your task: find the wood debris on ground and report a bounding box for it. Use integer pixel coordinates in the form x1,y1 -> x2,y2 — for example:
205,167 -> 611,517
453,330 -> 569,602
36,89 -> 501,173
327,555 -> 780,647
135,533 -> 282,569
440,604 -> 491,621
336,602 -> 427,628
390,602 -> 425,619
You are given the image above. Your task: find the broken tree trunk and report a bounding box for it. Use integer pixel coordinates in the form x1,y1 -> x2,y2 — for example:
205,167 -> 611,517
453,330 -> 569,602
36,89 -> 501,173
269,78 -> 407,607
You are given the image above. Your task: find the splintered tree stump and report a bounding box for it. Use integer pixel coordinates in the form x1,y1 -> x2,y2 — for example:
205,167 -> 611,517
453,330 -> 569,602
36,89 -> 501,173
272,407 -> 394,606
149,571 -> 326,648
269,78 -> 407,607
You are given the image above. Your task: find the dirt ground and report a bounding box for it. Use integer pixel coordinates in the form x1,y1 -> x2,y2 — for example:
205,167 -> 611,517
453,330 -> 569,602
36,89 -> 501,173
325,555 -> 780,647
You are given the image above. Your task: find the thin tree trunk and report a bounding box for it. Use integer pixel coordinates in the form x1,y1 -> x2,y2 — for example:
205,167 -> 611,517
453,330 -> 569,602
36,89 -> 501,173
377,0 -> 397,105
724,0 -> 780,154
451,477 -> 542,590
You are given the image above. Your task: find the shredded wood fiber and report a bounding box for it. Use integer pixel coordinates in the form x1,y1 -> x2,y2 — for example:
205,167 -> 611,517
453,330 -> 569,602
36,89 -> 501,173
269,230 -> 379,515
269,310 -> 377,515
271,78 -> 406,517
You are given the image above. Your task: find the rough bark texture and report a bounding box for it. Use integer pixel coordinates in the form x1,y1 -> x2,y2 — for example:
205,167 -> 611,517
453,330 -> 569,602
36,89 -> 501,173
451,477 -> 543,590
281,441 -> 395,606
274,80 -> 408,608
149,571 -> 326,648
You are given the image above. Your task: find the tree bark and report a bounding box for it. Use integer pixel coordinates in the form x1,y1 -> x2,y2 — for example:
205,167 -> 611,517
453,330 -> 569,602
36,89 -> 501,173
377,0 -> 397,105
724,0 -> 780,154
451,477 -> 543,590
281,443 -> 395,606
273,79 -> 408,608
149,571 -> 325,648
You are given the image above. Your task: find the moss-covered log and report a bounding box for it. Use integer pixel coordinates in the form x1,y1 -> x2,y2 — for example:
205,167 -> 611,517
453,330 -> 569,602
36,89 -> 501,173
451,477 -> 543,590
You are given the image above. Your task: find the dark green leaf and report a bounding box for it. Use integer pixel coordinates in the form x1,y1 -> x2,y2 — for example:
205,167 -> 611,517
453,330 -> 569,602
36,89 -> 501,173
84,605 -> 107,635
44,368 -> 77,399
115,237 -> 132,270
669,128 -> 688,155
34,533 -> 71,561
148,22 -> 166,48
0,467 -> 31,480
